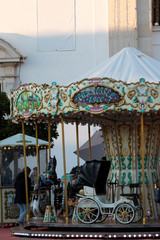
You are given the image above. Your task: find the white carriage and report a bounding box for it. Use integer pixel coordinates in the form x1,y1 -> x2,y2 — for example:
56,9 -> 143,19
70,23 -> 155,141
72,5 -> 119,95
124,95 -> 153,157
76,160 -> 143,224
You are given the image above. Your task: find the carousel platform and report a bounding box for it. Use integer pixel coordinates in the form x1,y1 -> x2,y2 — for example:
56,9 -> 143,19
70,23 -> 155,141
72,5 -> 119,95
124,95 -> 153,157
10,218 -> 160,239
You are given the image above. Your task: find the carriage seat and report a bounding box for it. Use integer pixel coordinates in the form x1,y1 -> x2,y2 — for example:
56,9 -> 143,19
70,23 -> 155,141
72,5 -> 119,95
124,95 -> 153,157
83,186 -> 110,204
120,193 -> 139,206
83,186 -> 96,196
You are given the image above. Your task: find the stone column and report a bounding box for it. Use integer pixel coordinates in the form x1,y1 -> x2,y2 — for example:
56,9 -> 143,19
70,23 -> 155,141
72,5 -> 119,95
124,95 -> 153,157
137,0 -> 152,56
108,0 -> 137,57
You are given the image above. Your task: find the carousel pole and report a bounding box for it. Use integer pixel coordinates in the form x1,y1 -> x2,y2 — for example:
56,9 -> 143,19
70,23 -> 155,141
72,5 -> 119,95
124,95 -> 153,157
76,121 -> 80,167
88,124 -> 91,160
35,121 -> 40,177
22,119 -> 30,222
141,113 -> 146,224
61,116 -> 69,224
48,117 -> 51,165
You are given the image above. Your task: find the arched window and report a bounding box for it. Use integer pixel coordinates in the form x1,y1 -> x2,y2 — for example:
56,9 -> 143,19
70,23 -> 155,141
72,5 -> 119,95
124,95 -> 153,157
152,0 -> 160,26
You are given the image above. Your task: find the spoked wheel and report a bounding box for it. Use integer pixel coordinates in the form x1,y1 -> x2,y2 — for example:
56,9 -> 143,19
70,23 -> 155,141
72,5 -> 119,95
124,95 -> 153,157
115,203 -> 135,224
76,198 -> 100,224
132,205 -> 143,223
96,214 -> 108,223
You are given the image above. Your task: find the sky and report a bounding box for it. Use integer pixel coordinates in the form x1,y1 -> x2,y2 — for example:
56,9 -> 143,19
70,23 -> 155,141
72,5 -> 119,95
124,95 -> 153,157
52,123 -> 98,178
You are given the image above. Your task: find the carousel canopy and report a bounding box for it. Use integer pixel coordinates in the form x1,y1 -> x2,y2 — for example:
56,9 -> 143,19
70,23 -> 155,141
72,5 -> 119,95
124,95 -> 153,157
10,47 -> 160,125
0,133 -> 50,149
75,47 -> 160,83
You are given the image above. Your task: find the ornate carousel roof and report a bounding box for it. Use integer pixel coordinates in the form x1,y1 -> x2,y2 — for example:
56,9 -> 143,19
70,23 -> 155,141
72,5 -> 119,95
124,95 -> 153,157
9,48 -> 160,125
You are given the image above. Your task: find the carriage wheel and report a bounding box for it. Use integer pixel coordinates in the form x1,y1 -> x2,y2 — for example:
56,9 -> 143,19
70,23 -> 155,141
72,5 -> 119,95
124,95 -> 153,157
76,198 -> 100,224
132,205 -> 143,223
96,214 -> 108,223
115,203 -> 135,224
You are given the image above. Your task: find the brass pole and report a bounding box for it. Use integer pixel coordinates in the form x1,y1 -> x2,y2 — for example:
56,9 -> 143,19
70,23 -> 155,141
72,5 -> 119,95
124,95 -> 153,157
35,121 -> 40,177
61,116 -> 69,224
76,121 -> 80,167
22,119 -> 30,222
48,117 -> 51,164
88,124 -> 91,160
141,114 -> 146,224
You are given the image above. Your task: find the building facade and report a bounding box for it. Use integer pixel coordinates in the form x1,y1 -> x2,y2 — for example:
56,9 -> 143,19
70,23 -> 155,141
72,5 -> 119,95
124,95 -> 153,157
0,0 -> 159,95
108,0 -> 160,59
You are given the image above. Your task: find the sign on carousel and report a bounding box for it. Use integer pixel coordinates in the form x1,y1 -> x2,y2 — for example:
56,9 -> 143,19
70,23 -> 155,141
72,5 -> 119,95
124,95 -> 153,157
73,86 -> 121,105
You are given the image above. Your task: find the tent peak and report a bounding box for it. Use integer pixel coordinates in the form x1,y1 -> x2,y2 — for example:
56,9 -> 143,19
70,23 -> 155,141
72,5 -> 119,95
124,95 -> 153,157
75,47 -> 160,84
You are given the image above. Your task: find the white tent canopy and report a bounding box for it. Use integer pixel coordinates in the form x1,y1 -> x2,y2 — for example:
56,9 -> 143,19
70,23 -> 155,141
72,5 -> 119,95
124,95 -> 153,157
74,130 -> 105,161
75,47 -> 160,83
0,133 -> 49,148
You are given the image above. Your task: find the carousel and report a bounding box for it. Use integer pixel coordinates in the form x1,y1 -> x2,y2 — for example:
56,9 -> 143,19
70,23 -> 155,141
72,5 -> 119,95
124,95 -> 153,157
10,47 -> 160,239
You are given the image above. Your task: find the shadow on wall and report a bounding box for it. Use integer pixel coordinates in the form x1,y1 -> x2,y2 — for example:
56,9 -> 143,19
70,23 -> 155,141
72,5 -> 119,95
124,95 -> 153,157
0,32 -> 109,86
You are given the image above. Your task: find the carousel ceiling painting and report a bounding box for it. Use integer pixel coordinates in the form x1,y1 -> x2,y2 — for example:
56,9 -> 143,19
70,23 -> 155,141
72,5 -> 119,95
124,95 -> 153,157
10,47 -> 160,221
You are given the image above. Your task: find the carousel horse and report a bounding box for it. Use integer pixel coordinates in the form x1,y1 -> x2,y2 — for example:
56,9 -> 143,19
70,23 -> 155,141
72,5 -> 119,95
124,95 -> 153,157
32,158 -> 82,219
32,156 -> 62,217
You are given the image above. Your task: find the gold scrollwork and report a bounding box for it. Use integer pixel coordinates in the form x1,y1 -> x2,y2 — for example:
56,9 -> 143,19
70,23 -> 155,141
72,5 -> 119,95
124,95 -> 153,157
117,124 -> 132,156
127,90 -> 136,100
60,92 -> 67,102
136,124 -> 151,157
44,93 -> 50,103
114,98 -> 125,106
69,101 -> 79,109
150,89 -> 159,99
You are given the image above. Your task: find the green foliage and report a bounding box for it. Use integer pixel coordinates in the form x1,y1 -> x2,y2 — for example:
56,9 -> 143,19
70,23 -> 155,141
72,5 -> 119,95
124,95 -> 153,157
0,92 -> 59,142
0,92 -> 10,119
0,92 -> 10,140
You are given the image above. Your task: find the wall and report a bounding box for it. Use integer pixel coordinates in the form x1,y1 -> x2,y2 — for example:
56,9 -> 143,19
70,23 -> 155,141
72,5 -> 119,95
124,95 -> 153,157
108,0 -> 160,61
137,0 -> 152,57
152,27 -> 160,61
108,0 -> 137,57
0,0 -> 109,87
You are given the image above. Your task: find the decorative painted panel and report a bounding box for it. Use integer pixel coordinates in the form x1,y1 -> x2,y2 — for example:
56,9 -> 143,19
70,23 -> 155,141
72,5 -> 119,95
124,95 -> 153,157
17,91 -> 41,115
10,83 -> 58,120
136,123 -> 151,171
117,123 -> 133,184
1,188 -> 19,223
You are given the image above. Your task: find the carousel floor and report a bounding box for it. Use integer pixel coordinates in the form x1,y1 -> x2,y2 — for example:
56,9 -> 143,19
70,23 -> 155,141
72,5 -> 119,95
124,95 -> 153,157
10,217 -> 160,239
